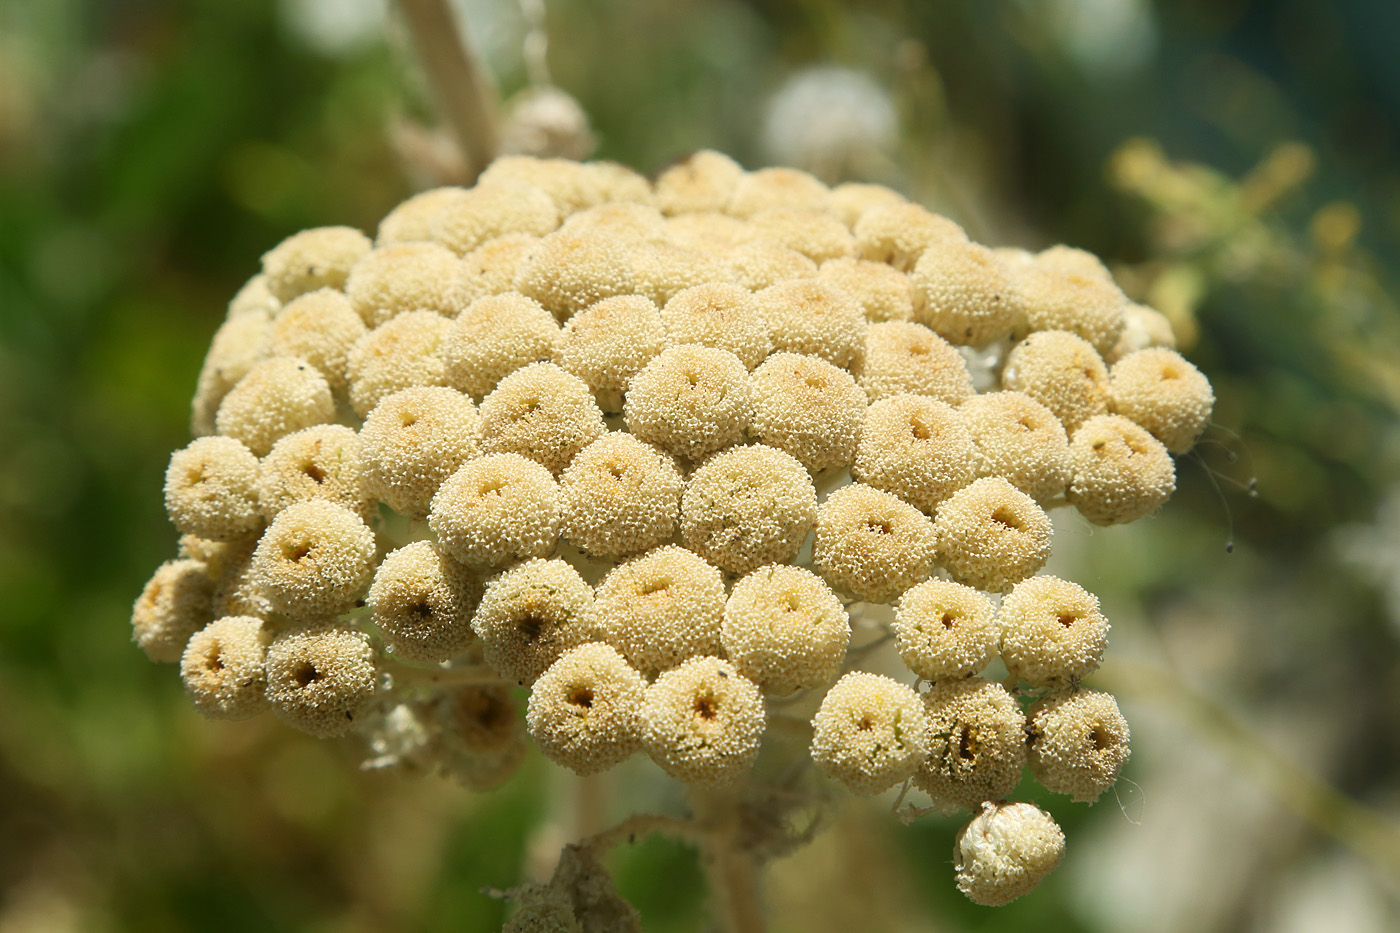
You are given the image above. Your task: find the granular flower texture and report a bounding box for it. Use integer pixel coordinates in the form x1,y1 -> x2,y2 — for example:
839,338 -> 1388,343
136,153 -> 1216,908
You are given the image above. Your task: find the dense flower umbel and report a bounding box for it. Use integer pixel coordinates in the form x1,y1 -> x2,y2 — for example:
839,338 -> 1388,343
136,153 -> 1213,907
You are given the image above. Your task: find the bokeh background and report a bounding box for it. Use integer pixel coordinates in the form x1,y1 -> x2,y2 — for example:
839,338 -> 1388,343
4,0 -> 1400,930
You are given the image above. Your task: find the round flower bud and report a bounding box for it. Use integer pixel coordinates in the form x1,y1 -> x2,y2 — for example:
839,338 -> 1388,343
893,579 -> 999,679
376,186 -> 464,245
265,288 -> 367,391
472,558 -> 596,686
428,181 -> 560,254
1000,575 -> 1110,688
265,625 -> 376,738
813,484 -> 937,604
726,240 -> 819,290
1036,244 -> 1114,280
915,679 -> 1027,812
435,685 -> 528,790
810,672 -> 930,795
1002,331 -> 1110,435
251,499 -> 377,620
818,257 -> 915,323
1067,414 -> 1176,525
624,346 -> 752,462
856,204 -> 968,272
640,656 -> 765,785
661,283 -> 773,371
589,546 -> 726,678
558,295 -> 667,412
665,211 -> 751,252
954,802 -> 1065,906
855,321 -> 974,404
1014,255 -> 1127,358
216,356 -> 335,457
1108,348 -> 1214,453
934,477 -> 1053,593
443,293 -> 562,400
1028,689 -> 1130,802
910,240 -> 1016,346
164,436 -> 263,540
463,234 -> 540,295
527,642 -> 647,774
629,242 -> 734,307
367,541 -> 483,663
479,155 -> 602,214
749,352 -> 867,474
655,150 -> 746,215
259,424 -> 372,521
344,242 -> 482,327
228,273 -> 280,320
132,559 -> 215,662
745,208 -> 855,263
429,453 -> 562,571
583,160 -> 652,205
726,167 -> 830,218
559,433 -> 683,561
722,565 -> 849,695
852,396 -> 979,514
260,226 -> 371,303
959,392 -> 1071,505
1109,301 -> 1176,363
180,616 -> 270,720
191,312 -> 270,436
359,386 -> 481,518
754,279 -> 866,370
514,231 -> 635,323
478,362 -> 606,474
559,201 -> 666,244
829,181 -> 907,229
346,310 -> 453,418
681,445 -> 817,575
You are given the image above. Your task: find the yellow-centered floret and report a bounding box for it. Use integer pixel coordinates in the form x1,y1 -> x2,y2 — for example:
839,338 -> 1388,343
216,356 -> 335,457
810,671 -> 930,795
934,477 -> 1053,593
640,656 -> 765,785
661,283 -> 773,371
346,310 -> 453,418
428,452 -> 562,571
558,295 -> 667,412
818,257 -> 915,323
852,396 -> 980,514
727,167 -> 830,217
264,625 -> 377,738
472,558 -> 596,686
855,203 -> 966,272
478,362 -> 607,474
559,433 -> 684,561
721,564 -> 850,695
1066,414 -> 1176,525
725,240 -> 819,290
443,293 -> 562,400
375,186 -> 464,245
1108,348 -> 1214,453
681,445 -> 817,575
260,226 -> 371,303
344,242 -> 483,327
164,436 -> 263,541
829,182 -> 907,230
265,288 -> 367,391
654,150 -> 746,215
812,483 -> 938,604
999,575 -> 1110,688
368,541 -> 483,664
754,278 -> 866,370
744,208 -> 855,263
428,181 -> 560,254
259,424 -> 372,521
1027,688 -> 1130,802
1012,251 -> 1127,358
181,616 -> 270,720
624,345 -> 753,462
132,558 -> 215,663
1001,330 -> 1110,435
893,579 -> 1000,680
856,321 -> 974,404
910,240 -> 1016,346
959,392 -> 1071,505
252,499 -> 377,621
514,231 -> 635,322
358,386 -> 481,519
588,546 -> 726,678
748,352 -> 867,474
526,642 -> 647,774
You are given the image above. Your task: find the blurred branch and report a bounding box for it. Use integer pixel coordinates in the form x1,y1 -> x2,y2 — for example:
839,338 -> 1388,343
1098,660 -> 1400,881
396,0 -> 500,182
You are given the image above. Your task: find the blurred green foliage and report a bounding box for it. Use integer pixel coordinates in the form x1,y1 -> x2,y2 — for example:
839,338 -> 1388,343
2,0 -> 1399,930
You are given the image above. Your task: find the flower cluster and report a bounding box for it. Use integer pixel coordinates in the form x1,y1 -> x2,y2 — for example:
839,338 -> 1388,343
134,152 -> 1213,906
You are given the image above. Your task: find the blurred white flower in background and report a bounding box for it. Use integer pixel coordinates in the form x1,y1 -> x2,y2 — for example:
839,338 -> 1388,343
280,0 -> 387,56
1018,0 -> 1157,76
500,85 -> 596,160
761,66 -> 897,180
